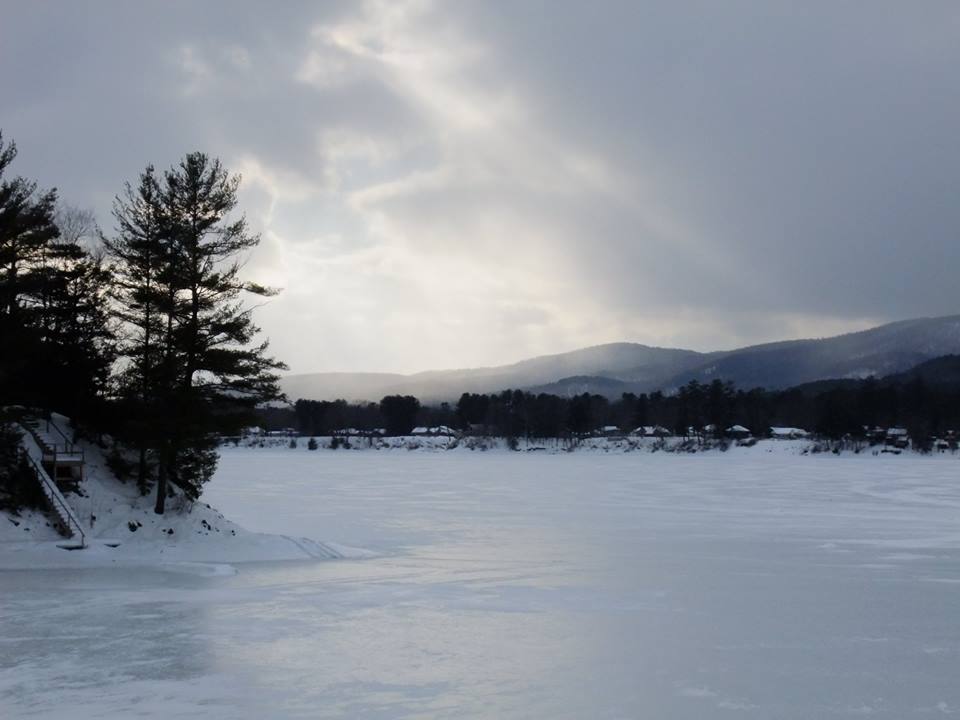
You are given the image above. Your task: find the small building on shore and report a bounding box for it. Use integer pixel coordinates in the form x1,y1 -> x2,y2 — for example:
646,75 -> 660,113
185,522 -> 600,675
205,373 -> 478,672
885,427 -> 909,449
630,425 -> 670,438
411,426 -> 458,437
726,425 -> 751,440
769,427 -> 810,440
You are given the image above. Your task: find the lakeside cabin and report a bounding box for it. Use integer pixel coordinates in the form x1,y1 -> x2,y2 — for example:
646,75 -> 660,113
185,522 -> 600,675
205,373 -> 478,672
630,425 -> 671,438
769,426 -> 811,440
726,425 -> 751,440
595,425 -> 623,438
411,426 -> 457,437
885,427 -> 909,449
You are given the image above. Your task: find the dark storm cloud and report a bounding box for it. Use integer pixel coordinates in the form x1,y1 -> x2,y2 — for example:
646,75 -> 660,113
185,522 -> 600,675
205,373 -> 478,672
453,1 -> 960,317
2,0 -> 958,371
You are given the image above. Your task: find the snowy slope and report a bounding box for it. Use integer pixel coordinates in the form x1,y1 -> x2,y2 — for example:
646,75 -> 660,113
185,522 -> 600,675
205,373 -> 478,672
0,416 -> 364,570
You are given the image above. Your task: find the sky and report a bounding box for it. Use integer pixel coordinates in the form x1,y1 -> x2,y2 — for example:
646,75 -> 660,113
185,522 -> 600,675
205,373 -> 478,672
2,0 -> 959,374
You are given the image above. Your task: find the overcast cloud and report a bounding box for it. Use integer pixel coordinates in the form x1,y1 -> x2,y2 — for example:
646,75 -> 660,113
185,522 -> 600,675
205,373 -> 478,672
2,0 -> 959,373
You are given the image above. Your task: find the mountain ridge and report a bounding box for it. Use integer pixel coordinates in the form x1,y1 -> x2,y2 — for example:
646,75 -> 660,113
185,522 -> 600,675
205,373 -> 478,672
281,315 -> 960,402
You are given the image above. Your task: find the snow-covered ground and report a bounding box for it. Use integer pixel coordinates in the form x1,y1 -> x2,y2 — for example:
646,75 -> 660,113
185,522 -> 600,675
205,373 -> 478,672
4,448 -> 960,718
0,421 -> 355,569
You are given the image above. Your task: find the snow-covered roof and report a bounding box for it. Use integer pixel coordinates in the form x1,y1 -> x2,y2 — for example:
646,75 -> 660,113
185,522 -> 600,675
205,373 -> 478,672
770,426 -> 809,437
727,425 -> 750,433
411,426 -> 456,435
631,425 -> 670,436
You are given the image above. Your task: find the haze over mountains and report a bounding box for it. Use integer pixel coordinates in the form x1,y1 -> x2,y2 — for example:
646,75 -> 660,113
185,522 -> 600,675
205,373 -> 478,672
281,316 -> 960,403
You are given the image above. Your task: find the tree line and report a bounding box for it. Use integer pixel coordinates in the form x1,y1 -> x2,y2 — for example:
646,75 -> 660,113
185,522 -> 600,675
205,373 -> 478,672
274,372 -> 960,448
0,130 -> 282,513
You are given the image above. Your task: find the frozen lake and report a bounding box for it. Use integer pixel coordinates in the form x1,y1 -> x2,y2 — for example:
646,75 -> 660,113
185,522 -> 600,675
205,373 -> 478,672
4,449 -> 960,718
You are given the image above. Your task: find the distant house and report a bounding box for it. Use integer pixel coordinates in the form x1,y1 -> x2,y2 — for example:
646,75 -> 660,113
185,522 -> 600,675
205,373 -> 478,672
726,425 -> 751,439
886,427 -> 909,449
411,426 -> 457,437
631,425 -> 670,438
333,428 -> 384,439
241,426 -> 265,438
769,426 -> 810,440
595,425 -> 622,438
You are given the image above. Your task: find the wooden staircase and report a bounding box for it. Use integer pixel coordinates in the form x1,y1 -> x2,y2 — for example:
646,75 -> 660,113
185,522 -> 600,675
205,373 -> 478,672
16,419 -> 87,549
23,416 -> 85,485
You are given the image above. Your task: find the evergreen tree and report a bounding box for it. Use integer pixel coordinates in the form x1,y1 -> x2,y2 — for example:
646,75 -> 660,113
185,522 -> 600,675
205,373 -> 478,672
633,393 -> 649,429
161,153 -> 285,506
706,379 -> 734,436
380,395 -> 420,435
0,132 -> 61,321
35,233 -> 115,419
104,166 -> 170,492
108,153 -> 285,513
0,132 -> 58,403
566,393 -> 592,436
0,131 -> 114,417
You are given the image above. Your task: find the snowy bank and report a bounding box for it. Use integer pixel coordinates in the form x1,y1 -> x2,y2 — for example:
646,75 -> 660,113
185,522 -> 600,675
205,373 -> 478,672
0,416 -> 370,571
227,433 -> 956,458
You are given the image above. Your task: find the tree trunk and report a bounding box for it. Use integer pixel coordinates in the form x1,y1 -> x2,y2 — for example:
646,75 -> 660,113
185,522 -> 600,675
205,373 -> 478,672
136,445 -> 148,494
154,448 -> 167,514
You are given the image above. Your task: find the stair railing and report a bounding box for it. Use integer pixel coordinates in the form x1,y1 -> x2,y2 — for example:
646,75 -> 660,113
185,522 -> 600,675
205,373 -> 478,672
21,448 -> 86,547
43,417 -> 84,461
19,417 -> 84,484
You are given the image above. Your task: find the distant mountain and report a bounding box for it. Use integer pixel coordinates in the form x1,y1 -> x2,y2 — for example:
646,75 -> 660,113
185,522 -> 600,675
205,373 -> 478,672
524,375 -> 639,397
785,354 -> 960,397
282,344 -> 709,402
882,354 -> 960,389
280,315 -> 960,402
664,315 -> 960,391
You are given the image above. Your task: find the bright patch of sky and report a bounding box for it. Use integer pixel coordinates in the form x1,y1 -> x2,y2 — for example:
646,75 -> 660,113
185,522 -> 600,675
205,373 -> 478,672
3,0 -> 959,372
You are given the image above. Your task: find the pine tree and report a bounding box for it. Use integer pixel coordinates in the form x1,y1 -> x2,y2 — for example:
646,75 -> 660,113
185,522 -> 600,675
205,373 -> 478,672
34,231 -> 115,418
103,166 -> 169,492
380,395 -> 420,436
108,153 -> 286,513
0,131 -> 113,415
0,132 -> 61,322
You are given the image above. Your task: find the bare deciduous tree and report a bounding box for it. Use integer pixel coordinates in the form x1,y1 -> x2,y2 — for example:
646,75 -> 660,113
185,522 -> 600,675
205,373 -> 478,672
55,204 -> 99,248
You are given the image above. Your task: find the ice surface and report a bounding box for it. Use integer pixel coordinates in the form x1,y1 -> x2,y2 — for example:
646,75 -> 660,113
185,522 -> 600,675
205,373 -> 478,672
3,449 -> 960,718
